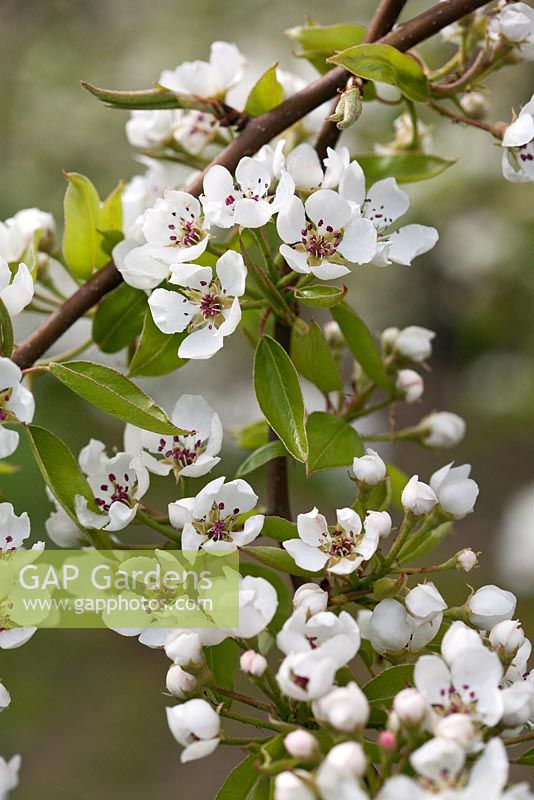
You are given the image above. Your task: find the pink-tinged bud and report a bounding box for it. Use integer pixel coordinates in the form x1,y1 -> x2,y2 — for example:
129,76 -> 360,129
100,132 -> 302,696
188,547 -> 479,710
166,665 -> 198,698
393,688 -> 428,727
240,650 -> 267,677
284,730 -> 318,762
396,369 -> 424,403
378,730 -> 396,751
457,548 -> 478,572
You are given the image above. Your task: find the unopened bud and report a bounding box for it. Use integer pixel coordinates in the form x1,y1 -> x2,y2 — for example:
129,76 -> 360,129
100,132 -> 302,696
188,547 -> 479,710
352,448 -> 386,486
460,91 -> 489,120
378,730 -> 396,751
489,620 -> 526,658
292,583 -> 328,616
396,369 -> 424,403
393,688 -> 428,727
284,730 -> 319,762
323,741 -> 367,778
456,548 -> 478,572
240,649 -> 267,677
166,665 -> 198,698
328,87 -> 363,131
435,713 -> 477,749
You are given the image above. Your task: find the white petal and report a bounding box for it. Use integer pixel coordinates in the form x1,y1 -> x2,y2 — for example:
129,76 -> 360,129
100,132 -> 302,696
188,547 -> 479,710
503,113 -> 534,148
216,250 -> 246,297
286,144 -> 323,190
297,508 -> 329,546
338,217 -> 378,264
305,190 -> 352,230
310,261 -> 350,280
0,427 -> 19,458
388,224 -> 439,266
276,195 -> 306,244
168,263 -> 213,290
339,160 -> 366,206
283,540 -> 328,572
178,326 -> 224,360
148,289 -> 195,334
279,244 -> 311,274
365,178 -> 410,229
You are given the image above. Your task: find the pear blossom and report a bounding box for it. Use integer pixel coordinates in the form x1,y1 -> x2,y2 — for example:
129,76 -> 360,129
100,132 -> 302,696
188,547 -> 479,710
501,681 -> 534,728
168,475 -> 264,551
370,598 -> 442,655
74,439 -> 150,532
159,41 -> 246,99
0,755 -> 21,799
402,475 -> 438,516
173,110 -> 219,155
141,189 -> 210,265
0,357 -> 35,458
44,489 -> 86,548
274,770 -> 315,800
0,502 -> 31,552
419,411 -> 466,448
502,94 -> 534,183
165,631 -> 204,667
351,448 -> 386,485
312,682 -> 370,732
124,394 -> 222,479
121,157 -> 185,235
148,251 -> 246,359
375,112 -> 433,156
405,583 -> 447,623
125,109 -> 177,149
468,585 -> 517,630
283,730 -> 319,762
394,688 -> 429,727
281,143 -> 350,192
365,510 -> 392,540
283,506 -> 378,575
276,651 -> 337,701
318,741 -> 367,779
240,649 -> 267,676
0,207 -> 55,262
434,712 -> 478,750
166,698 -> 220,763
430,463 -> 479,519
339,165 -> 439,266
490,620 -> 526,659
229,575 -> 278,638
492,3 -> 534,60
316,742 -> 369,799
0,259 -> 34,317
202,157 -> 294,229
410,737 -> 466,788
292,582 -> 329,616
382,325 -> 435,362
440,621 -> 483,665
166,664 -> 198,698
396,369 -> 424,403
276,609 -> 361,668
276,188 -> 377,280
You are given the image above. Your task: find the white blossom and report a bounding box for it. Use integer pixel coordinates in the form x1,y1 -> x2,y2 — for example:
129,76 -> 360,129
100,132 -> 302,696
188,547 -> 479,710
468,585 -> 517,630
0,259 -> 34,317
316,741 -> 368,799
396,369 -> 424,403
168,475 -> 263,551
490,620 -> 526,658
312,682 -> 370,732
159,41 -> 246,99
375,113 -> 433,156
292,582 -> 328,616
148,251 -> 246,359
492,3 -> 534,60
283,730 -> 319,762
502,94 -> 534,183
419,411 -> 466,448
283,506 -> 378,575
457,548 -> 478,573
173,110 -> 219,155
402,475 -> 438,516
274,770 -> 315,800
0,683 -> 10,713
370,598 -> 442,655
124,394 -> 222,479
121,157 -> 185,235
165,631 -> 204,667
229,575 -> 278,639
0,357 -> 35,458
281,143 -> 350,192
430,463 -> 479,518
240,649 -> 267,677
44,488 -> 85,548
405,582 -> 447,623
166,664 -> 198,698
125,109 -> 177,148
0,207 -> 54,262
382,325 -> 435,362
434,712 -> 478,750
352,448 -> 386,485
166,698 -> 220,763
501,681 -> 534,728
365,510 -> 392,540
276,608 -> 360,668
393,688 -> 429,727
277,651 -> 337,701
0,755 -> 21,799
0,502 -> 31,551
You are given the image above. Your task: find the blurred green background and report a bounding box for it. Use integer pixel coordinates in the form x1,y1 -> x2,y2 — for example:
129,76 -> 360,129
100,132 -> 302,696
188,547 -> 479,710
0,0 -> 533,797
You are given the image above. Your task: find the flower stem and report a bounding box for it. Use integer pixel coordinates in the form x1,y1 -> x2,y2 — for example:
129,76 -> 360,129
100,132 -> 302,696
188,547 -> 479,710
219,708 -> 290,732
213,685 -> 274,713
137,509 -> 181,545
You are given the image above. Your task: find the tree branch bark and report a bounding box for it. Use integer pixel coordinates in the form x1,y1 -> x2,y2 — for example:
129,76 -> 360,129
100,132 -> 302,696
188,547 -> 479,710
11,0 -> 490,370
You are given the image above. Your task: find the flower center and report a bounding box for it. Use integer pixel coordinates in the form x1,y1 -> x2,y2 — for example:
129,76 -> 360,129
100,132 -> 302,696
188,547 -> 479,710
96,472 -> 134,512
194,501 -> 242,543
0,389 -> 13,422
322,527 -> 358,559
300,220 -> 343,259
167,209 -> 203,247
199,292 -> 222,319
157,433 -> 204,467
435,682 -> 478,716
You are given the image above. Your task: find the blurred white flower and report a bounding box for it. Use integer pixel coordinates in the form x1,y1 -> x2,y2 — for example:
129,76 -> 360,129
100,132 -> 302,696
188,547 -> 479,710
0,259 -> 33,317
292,582 -> 328,616
240,649 -> 267,676
492,2 -> 534,60
497,484 -> 534,594
419,411 -> 466,448
277,608 -> 360,668
502,94 -> 534,183
382,325 -> 435,362
396,369 -> 424,403
0,358 -> 35,458
468,585 -> 517,630
159,41 -> 246,99
166,698 -> 220,763
277,651 -> 337,701
126,109 -> 176,148
312,682 -> 370,732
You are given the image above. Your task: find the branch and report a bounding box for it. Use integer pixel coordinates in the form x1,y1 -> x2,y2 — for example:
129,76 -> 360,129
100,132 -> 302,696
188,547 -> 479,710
12,0 -> 491,370
316,0 -> 410,160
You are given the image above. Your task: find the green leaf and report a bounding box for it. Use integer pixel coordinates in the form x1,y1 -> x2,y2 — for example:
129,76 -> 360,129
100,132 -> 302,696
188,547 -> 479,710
244,64 -> 284,116
81,81 -> 224,114
262,516 -> 298,542
206,639 -> 239,708
294,284 -> 347,308
398,521 -> 453,564
92,284 -> 146,354
363,665 -> 414,705
62,173 -> 122,279
306,412 -> 363,475
331,303 -> 393,391
243,546 -> 320,578
291,321 -> 343,394
516,748 -> 534,766
128,310 -> 188,377
49,361 -> 185,435
24,425 -> 95,527
254,336 -> 308,463
235,441 -> 287,478
241,562 -> 292,634
214,755 -> 259,800
0,297 -> 14,357
354,153 -> 455,184
329,44 -> 429,103
235,420 -> 269,451
286,23 -> 366,73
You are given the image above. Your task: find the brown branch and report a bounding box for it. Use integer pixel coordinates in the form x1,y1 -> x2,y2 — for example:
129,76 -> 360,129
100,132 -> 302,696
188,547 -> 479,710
12,0 -> 491,370
429,99 -> 502,136
316,0 -> 410,160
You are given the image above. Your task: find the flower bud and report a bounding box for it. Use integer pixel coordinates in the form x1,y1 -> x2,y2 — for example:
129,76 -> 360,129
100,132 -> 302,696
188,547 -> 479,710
396,369 -> 424,403
323,741 -> 367,778
312,682 -> 370,732
401,475 -> 438,516
240,649 -> 267,677
352,448 -> 386,485
460,91 -> 489,120
284,730 -> 319,762
406,582 -> 447,622
357,609 -> 372,639
489,620 -> 526,658
430,463 -> 479,518
501,683 -> 534,728
419,412 -> 466,448
435,713 -> 477,749
382,325 -> 435,362
166,665 -> 198,698
468,585 -> 517,630
393,688 -> 428,727
457,548 -> 478,572
0,682 -> 11,711
165,631 -> 203,668
378,730 -> 396,751
292,583 -> 328,616
365,510 -> 392,539
274,771 -> 315,800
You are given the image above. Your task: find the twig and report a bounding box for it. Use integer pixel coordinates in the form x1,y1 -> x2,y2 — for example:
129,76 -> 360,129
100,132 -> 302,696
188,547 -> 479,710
429,99 -> 502,137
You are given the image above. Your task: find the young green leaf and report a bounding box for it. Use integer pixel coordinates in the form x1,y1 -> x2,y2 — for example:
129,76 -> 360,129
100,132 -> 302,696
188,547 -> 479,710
262,516 -> 298,542
128,310 -> 188,377
355,153 -> 455,184
234,419 -> 269,451
254,335 -> 308,463
517,748 -> 534,766
49,361 -> 185,434
294,284 -> 347,308
92,283 -> 146,354
0,297 -> 14,357
285,23 -> 366,73
243,546 -> 319,578
63,172 -> 106,279
214,755 -> 259,800
244,64 -> 284,116
331,303 -> 393,390
306,412 -> 363,475
291,321 -> 343,394
329,44 -> 430,103
363,664 -> 414,705
235,440 -> 287,478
